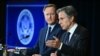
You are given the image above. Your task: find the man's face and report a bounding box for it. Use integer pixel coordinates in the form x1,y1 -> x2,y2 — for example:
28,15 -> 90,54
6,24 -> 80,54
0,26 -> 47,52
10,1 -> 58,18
43,7 -> 57,25
58,11 -> 73,30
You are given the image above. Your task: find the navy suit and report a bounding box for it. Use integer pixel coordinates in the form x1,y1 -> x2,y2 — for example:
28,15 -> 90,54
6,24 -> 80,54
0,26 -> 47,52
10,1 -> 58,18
27,23 -> 64,56
58,25 -> 90,56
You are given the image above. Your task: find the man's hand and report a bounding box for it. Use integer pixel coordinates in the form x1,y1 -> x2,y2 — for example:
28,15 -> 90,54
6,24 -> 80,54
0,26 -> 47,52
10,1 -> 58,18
46,36 -> 61,48
50,51 -> 57,56
32,54 -> 41,56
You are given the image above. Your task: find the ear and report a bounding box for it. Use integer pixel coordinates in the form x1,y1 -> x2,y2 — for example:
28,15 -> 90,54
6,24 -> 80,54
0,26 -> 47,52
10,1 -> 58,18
70,16 -> 74,22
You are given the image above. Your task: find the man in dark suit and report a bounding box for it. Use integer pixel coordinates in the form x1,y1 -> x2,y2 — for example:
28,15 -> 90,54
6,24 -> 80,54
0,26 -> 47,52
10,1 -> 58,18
46,5 -> 90,56
27,4 -> 64,56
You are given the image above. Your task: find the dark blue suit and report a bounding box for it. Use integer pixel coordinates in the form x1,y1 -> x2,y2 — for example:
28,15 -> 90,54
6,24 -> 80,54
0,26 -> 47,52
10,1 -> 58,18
27,23 -> 64,56
58,25 -> 90,56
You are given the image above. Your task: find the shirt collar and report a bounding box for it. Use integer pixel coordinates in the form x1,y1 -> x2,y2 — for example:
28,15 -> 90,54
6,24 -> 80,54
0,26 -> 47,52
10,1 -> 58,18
68,23 -> 78,35
48,24 -> 56,31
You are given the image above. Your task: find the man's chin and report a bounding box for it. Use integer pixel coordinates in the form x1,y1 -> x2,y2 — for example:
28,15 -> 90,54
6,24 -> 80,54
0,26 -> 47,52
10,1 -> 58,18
62,27 -> 66,30
48,22 -> 56,25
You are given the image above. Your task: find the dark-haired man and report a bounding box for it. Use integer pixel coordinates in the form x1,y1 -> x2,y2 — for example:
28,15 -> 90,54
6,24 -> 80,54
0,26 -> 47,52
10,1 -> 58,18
46,5 -> 90,56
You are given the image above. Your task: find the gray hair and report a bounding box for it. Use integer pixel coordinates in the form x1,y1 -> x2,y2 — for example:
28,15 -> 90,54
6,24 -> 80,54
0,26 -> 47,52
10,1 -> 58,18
57,5 -> 77,21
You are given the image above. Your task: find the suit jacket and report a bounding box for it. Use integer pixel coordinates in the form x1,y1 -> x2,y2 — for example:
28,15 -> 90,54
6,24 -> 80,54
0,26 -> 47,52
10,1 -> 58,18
58,25 -> 90,56
27,23 -> 65,56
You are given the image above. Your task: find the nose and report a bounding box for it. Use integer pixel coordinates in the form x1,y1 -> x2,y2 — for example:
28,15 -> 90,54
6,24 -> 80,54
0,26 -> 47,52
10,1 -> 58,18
50,15 -> 52,19
48,14 -> 52,19
59,20 -> 61,24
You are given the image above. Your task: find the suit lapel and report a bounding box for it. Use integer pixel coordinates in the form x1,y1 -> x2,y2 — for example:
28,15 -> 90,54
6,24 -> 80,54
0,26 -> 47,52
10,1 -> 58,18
42,27 -> 48,50
44,24 -> 60,52
50,24 -> 59,37
44,26 -> 48,40
68,25 -> 80,45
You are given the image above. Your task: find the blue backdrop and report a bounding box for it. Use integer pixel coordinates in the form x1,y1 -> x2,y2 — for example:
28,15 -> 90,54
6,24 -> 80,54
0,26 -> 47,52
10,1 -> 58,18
6,4 -> 46,48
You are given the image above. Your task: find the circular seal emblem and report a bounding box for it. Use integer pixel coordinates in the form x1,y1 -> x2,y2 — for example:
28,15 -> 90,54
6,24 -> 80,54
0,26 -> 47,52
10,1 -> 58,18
17,9 -> 34,45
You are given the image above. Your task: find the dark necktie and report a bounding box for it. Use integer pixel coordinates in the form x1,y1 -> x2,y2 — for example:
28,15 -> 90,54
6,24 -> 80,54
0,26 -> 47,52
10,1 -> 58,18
46,27 -> 51,41
64,32 -> 70,44
44,27 -> 51,51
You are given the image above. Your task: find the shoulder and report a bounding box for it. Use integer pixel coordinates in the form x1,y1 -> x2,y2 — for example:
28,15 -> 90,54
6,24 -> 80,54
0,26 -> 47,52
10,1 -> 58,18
76,25 -> 89,34
55,23 -> 62,30
40,26 -> 47,32
76,25 -> 89,39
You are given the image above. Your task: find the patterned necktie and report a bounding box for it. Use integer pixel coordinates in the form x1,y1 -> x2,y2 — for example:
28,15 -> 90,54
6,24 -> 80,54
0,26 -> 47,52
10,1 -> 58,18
64,32 -> 70,44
